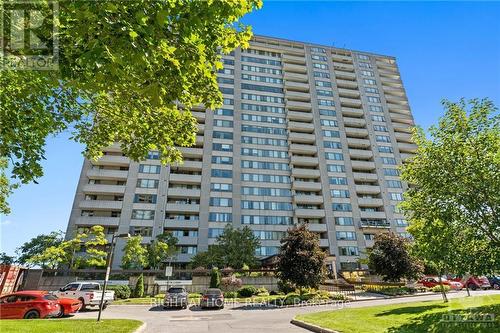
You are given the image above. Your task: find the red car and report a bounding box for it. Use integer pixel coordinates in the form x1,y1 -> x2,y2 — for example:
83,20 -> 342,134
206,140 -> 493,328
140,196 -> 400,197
0,291 -> 81,319
419,276 -> 463,290
449,276 -> 491,290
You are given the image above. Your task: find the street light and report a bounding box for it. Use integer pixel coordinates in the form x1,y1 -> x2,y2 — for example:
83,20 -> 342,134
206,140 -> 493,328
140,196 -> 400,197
97,232 -> 130,322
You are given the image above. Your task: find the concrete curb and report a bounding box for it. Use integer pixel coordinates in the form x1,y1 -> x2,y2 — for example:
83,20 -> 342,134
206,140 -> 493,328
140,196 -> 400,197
134,322 -> 147,333
290,319 -> 340,333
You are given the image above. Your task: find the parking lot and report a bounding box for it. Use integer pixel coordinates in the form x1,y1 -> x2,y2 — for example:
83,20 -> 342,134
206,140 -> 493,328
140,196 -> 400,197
71,290 -> 497,333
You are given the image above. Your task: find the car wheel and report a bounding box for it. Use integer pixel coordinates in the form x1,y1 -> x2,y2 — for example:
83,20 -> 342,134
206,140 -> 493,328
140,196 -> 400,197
55,305 -> 64,318
469,284 -> 478,291
78,298 -> 86,311
24,310 -> 40,319
493,283 -> 500,290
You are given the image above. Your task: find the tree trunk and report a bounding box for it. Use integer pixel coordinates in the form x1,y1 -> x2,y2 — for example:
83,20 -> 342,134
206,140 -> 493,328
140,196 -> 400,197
438,275 -> 448,303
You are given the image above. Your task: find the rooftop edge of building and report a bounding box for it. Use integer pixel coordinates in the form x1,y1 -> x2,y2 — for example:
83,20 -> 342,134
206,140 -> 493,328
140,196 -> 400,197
251,34 -> 397,60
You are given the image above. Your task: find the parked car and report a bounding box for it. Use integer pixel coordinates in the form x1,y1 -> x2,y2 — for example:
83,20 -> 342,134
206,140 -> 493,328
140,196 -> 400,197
487,276 -> 500,290
163,287 -> 188,309
0,290 -> 80,319
200,288 -> 224,309
53,282 -> 114,310
419,276 -> 463,290
449,276 -> 491,290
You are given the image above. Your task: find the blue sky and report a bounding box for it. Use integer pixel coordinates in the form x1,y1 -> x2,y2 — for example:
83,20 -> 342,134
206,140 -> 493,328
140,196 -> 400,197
1,1 -> 499,256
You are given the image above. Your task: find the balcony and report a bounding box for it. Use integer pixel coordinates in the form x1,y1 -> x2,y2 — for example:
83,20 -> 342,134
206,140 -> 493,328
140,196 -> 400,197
349,149 -> 373,159
333,62 -> 354,71
287,110 -> 313,122
398,142 -> 418,153
173,236 -> 198,246
340,97 -> 362,108
289,132 -> 316,144
295,195 -> 324,205
336,79 -> 358,89
170,160 -> 203,171
351,160 -> 376,170
169,173 -> 202,184
164,219 -> 200,229
319,239 -> 330,247
341,107 -> 364,117
295,208 -> 325,219
353,172 -> 378,182
359,219 -> 391,228
283,62 -> 307,74
344,127 -> 369,138
75,216 -> 121,226
290,155 -> 319,167
79,200 -> 123,210
355,184 -> 381,194
167,188 -> 201,198
284,72 -> 308,82
331,54 -> 352,62
338,88 -> 360,98
292,181 -> 322,191
87,169 -> 128,180
380,75 -> 401,84
92,155 -> 130,167
335,71 -> 356,81
282,53 -> 307,64
392,122 -> 413,133
286,90 -> 311,101
401,153 -> 414,160
307,223 -> 328,232
165,203 -> 200,213
284,80 -> 310,91
288,121 -> 315,133
197,123 -> 205,134
286,100 -> 312,111
83,184 -> 126,195
290,143 -> 317,155
357,198 -> 384,207
191,111 -> 205,121
347,137 -> 371,148
179,147 -> 203,158
292,168 -> 320,178
395,132 -> 413,143
343,117 -> 366,128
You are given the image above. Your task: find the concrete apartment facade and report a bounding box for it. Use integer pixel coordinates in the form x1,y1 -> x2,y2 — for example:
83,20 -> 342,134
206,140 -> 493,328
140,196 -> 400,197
66,35 -> 417,269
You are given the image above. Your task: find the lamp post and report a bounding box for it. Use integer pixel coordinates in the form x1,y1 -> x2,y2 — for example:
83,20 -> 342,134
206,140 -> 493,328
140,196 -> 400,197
97,233 -> 130,322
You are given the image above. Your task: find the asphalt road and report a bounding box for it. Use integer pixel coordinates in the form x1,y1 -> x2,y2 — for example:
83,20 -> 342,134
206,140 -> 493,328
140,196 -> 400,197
72,290 -> 497,333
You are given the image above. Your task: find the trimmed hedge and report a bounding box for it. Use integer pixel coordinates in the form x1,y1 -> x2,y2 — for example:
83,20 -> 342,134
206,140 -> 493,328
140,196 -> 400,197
107,285 -> 131,299
237,286 -> 257,298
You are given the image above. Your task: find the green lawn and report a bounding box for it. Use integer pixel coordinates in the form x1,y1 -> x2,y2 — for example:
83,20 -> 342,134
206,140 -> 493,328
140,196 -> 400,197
295,295 -> 500,333
0,319 -> 142,333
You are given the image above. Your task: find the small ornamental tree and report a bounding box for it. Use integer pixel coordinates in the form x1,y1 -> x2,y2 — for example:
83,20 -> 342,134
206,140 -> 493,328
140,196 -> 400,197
133,274 -> 145,298
276,224 -> 326,292
209,268 -> 221,288
368,232 -> 423,282
121,236 -> 148,269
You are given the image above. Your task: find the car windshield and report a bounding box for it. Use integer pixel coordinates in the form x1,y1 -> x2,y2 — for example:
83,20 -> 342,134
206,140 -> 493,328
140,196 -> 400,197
44,294 -> 58,301
168,288 -> 185,293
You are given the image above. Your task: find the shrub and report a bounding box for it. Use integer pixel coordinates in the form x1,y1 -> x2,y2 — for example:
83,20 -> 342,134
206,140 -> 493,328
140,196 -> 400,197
277,280 -> 295,294
256,287 -> 269,296
269,290 -> 279,295
210,268 -> 221,288
431,285 -> 450,293
133,274 -> 144,298
329,292 -> 347,300
108,285 -> 131,299
220,275 -> 243,291
238,285 -> 257,298
284,292 -> 302,305
224,291 -> 238,298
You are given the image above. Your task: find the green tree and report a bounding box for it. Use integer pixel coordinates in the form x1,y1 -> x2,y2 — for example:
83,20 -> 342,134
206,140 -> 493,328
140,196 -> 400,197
0,1 -> 262,213
209,268 -> 221,288
84,226 -> 109,267
133,274 -> 145,298
0,158 -> 17,215
276,224 -> 326,291
28,232 -> 88,269
189,246 -> 224,269
0,252 -> 16,265
16,231 -> 64,267
401,99 -> 500,276
367,232 -> 423,282
121,236 -> 148,269
148,233 -> 178,270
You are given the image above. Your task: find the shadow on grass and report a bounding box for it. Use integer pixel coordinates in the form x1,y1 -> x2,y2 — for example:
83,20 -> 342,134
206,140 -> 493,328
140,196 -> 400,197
387,304 -> 500,333
375,304 -> 446,317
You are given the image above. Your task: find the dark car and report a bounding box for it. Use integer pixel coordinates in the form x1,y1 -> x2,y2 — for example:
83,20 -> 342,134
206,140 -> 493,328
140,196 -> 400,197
487,276 -> 500,290
200,288 -> 224,309
163,287 -> 188,309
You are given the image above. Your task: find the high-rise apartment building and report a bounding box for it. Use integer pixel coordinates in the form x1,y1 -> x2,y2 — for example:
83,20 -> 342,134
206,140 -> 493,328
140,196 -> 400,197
66,35 -> 416,270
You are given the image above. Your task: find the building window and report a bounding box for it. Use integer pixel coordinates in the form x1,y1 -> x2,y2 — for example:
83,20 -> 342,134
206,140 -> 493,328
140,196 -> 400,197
147,151 -> 160,160
318,99 -> 335,106
338,246 -> 359,256
311,47 -> 326,53
131,210 -> 155,220
139,164 -> 160,174
213,131 -> 234,140
241,83 -> 284,94
358,54 -> 369,60
321,119 -> 338,127
133,194 -> 157,204
371,115 -> 385,122
241,201 -> 293,211
386,180 -> 403,188
242,125 -> 287,136
242,113 -> 285,124
212,156 -> 233,165
214,108 -> 234,116
324,141 -> 342,149
208,228 -> 225,238
365,87 -> 379,94
136,179 -> 159,189
241,103 -> 284,114
179,246 -> 197,255
213,119 -> 233,128
369,105 -> 383,112
208,213 -> 232,222
389,192 -> 404,201
242,187 -> 291,197
376,135 -> 391,143
381,157 -> 397,165
361,70 -> 374,77
211,169 -> 233,178
213,143 -> 233,152
327,164 -> 345,172
313,63 -> 328,70
331,189 -> 350,198
325,152 -> 344,160
336,231 -> 357,240
335,217 -> 354,225
241,173 -> 291,183
129,227 -> 152,237
211,183 -> 233,192
319,109 -> 336,117
384,168 -> 400,176
364,78 -> 376,85
367,96 -> 381,103
314,71 -> 330,78
209,197 -> 233,207
241,64 -> 282,75
364,233 -> 375,240
395,219 -> 408,227
241,160 -> 289,171
329,177 -> 348,185
242,215 -> 293,225
241,56 -> 281,66
323,130 -> 340,138
332,203 -> 352,212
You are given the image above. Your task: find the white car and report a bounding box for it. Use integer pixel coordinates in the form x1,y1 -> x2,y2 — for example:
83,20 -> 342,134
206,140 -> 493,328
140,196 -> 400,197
53,282 -> 114,310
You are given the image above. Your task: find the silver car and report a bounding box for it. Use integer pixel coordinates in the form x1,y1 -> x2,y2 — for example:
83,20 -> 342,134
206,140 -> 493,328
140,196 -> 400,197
163,287 -> 188,309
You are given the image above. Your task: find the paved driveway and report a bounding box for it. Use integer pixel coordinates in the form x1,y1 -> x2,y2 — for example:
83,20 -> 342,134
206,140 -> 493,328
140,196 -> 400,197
72,290 -> 497,333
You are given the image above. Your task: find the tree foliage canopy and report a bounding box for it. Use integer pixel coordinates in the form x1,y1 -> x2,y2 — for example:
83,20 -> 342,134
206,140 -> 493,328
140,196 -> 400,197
276,224 -> 326,289
0,0 -> 262,214
367,232 -> 423,282
121,236 -> 149,270
190,225 -> 260,269
401,99 -> 500,275
16,231 -> 64,268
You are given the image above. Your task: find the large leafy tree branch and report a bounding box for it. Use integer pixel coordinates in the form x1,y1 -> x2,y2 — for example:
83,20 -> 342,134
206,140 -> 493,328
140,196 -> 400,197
0,0 -> 262,214
401,98 -> 500,274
